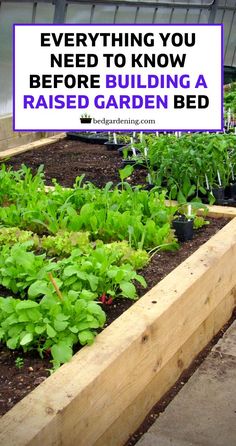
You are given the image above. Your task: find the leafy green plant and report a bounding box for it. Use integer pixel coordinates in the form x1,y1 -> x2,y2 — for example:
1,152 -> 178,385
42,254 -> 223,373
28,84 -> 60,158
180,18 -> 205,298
56,244 -> 147,300
0,164 -> 183,369
15,356 -> 24,369
0,164 -> 178,249
128,133 -> 236,203
0,291 -> 106,369
0,242 -> 57,296
0,227 -> 39,247
40,231 -> 90,256
174,202 -> 209,229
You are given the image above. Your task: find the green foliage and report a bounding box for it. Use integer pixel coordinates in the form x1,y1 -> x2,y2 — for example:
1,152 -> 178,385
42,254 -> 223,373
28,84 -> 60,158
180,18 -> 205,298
40,231 -> 90,256
103,241 -> 149,270
15,356 -> 24,369
127,133 -> 236,203
224,83 -> 236,115
119,165 -> 134,182
0,164 -> 181,368
193,216 -> 209,230
56,244 -> 147,300
0,292 -> 106,369
0,242 -> 57,296
0,165 -> 178,249
0,227 -> 38,246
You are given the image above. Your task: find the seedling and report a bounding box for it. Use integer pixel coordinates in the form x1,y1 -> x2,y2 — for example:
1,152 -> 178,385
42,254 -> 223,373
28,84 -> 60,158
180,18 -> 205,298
15,357 -> 24,369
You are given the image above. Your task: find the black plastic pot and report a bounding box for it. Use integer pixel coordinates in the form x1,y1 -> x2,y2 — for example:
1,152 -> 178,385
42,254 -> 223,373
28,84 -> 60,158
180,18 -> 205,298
118,147 -> 141,157
104,142 -> 126,151
66,133 -> 109,144
143,184 -> 156,191
225,198 -> 236,207
172,218 -> 194,242
212,187 -> 225,204
66,132 -> 89,142
88,135 -> 109,144
230,183 -> 236,200
122,159 -> 145,169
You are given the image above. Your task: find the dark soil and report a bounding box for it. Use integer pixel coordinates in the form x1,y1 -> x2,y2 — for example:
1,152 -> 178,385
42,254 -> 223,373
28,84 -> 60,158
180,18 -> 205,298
0,138 -> 232,419
3,137 -> 146,188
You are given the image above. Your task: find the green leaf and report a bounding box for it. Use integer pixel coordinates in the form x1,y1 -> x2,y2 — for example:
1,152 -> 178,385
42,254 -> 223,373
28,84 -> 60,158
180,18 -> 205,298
199,186 -> 207,194
119,165 -> 134,181
16,301 -> 38,310
182,176 -> 191,196
120,281 -> 136,299
35,325 -> 45,335
79,290 -> 96,301
20,333 -> 33,346
78,330 -> 95,345
18,312 -> 30,322
63,266 -> 79,278
69,326 -> 79,334
87,275 -> 99,291
46,324 -> 56,338
51,342 -> 72,364
187,185 -> 196,198
0,298 -> 16,314
28,280 -> 49,298
135,274 -> 147,288
55,313 -> 70,321
177,190 -> 186,204
7,336 -> 19,349
54,320 -> 69,332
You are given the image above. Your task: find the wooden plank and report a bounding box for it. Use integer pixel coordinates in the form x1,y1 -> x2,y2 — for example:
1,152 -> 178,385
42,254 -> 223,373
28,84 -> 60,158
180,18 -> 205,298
0,134 -> 66,158
0,218 -> 236,446
204,204 -> 236,219
165,200 -> 236,219
95,287 -> 236,446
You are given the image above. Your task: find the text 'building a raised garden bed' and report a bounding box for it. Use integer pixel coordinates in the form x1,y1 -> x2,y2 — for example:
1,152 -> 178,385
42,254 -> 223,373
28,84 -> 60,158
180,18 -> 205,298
0,205 -> 236,446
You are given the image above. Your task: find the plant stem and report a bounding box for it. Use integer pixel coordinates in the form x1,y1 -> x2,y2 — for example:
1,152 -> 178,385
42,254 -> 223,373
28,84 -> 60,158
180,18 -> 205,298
48,273 -> 63,300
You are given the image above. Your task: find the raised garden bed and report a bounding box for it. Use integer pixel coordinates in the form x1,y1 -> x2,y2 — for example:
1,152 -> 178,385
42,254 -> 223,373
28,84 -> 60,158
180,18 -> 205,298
0,205 -> 235,446
0,216 -> 229,417
0,138 -> 236,445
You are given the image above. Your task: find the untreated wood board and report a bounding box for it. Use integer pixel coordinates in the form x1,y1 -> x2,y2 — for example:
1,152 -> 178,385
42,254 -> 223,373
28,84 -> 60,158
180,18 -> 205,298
165,200 -> 236,219
95,287 -> 236,446
0,133 -> 66,158
0,218 -> 236,446
201,205 -> 236,219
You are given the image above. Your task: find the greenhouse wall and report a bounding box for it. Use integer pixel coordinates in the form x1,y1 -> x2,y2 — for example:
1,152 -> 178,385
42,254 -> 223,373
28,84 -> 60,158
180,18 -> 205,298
0,0 -> 235,118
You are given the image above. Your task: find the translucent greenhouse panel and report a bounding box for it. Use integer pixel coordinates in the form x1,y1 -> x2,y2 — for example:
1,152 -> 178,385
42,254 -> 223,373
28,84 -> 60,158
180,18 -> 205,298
66,4 -> 92,23
196,9 -> 210,23
154,7 -> 172,23
169,8 -> 189,23
214,8 -> 224,22
222,10 -> 235,60
92,5 -> 116,23
134,7 -> 155,23
115,6 -> 137,23
221,0 -> 236,6
224,11 -> 236,66
0,3 -> 33,116
184,8 -> 209,23
35,4 -> 54,23
156,0 -> 211,3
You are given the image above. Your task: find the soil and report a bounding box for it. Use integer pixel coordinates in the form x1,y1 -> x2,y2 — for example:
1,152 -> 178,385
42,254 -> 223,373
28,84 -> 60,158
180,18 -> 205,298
2,136 -> 146,188
0,137 -> 232,418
